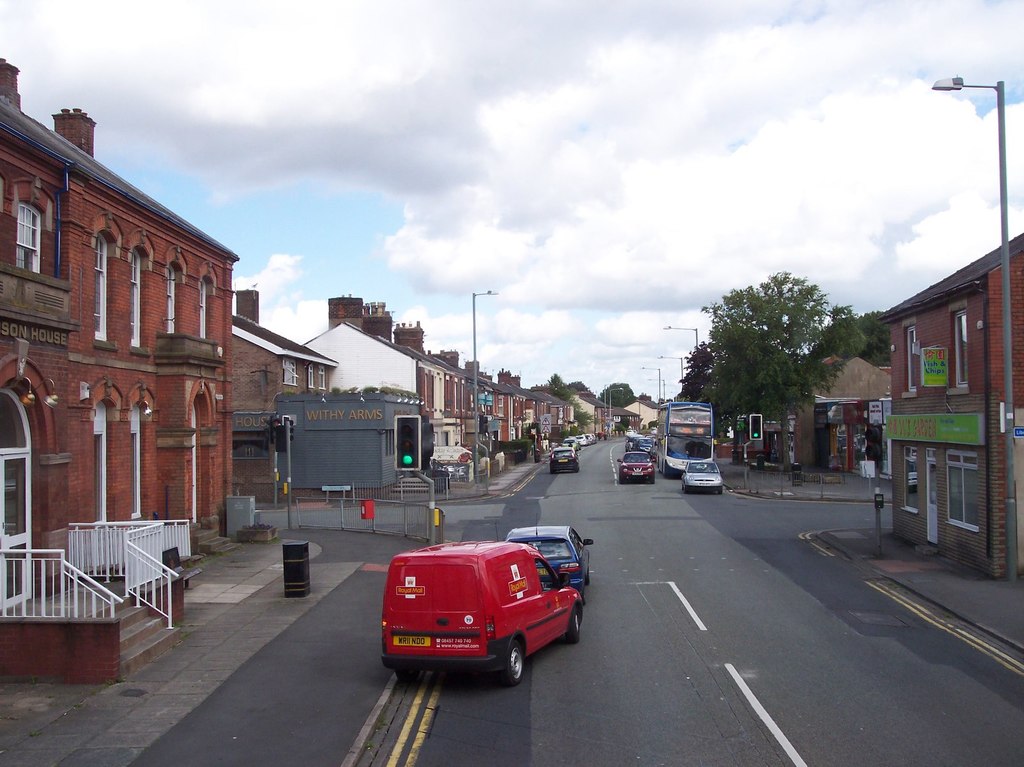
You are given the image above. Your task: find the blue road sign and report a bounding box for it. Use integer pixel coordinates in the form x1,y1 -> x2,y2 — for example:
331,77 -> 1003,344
1015,426 -> 1024,439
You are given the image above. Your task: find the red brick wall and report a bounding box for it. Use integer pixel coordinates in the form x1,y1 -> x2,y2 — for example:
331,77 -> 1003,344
0,621 -> 121,683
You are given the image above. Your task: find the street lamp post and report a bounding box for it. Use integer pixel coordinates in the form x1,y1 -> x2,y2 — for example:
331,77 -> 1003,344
641,366 -> 662,405
664,326 -> 699,347
606,385 -> 625,435
659,355 -> 685,399
933,76 -> 1016,581
471,290 -> 498,487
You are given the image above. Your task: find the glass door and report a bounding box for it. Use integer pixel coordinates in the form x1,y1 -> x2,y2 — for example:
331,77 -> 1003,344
0,391 -> 31,611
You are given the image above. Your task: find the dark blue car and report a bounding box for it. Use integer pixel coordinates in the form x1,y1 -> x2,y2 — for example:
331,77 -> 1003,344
505,525 -> 593,602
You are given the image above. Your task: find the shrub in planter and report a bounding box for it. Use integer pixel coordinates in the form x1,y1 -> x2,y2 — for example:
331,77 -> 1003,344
236,523 -> 278,543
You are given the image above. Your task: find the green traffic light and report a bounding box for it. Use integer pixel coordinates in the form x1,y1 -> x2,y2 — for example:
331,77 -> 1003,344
402,454 -> 413,466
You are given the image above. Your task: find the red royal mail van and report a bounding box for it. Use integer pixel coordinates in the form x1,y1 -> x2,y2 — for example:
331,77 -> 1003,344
381,541 -> 583,686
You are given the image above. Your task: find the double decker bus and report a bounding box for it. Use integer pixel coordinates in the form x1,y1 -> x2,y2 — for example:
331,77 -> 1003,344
656,401 -> 714,478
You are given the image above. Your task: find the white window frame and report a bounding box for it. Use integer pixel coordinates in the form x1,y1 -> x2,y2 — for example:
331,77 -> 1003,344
17,204 -> 40,272
129,250 -> 141,347
307,363 -> 315,389
954,311 -> 968,388
166,265 -> 177,333
318,366 -> 326,390
94,236 -> 107,340
282,359 -> 298,386
198,278 -> 209,339
906,325 -> 918,392
947,451 -> 979,530
130,406 -> 142,519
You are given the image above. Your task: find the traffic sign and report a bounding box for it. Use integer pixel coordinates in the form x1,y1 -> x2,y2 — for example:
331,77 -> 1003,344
1015,426 -> 1024,439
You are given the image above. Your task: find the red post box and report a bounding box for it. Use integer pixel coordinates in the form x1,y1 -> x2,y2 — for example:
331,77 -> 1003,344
360,499 -> 375,520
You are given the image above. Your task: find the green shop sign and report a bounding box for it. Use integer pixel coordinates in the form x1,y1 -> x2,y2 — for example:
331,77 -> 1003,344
921,347 -> 948,387
886,413 -> 984,445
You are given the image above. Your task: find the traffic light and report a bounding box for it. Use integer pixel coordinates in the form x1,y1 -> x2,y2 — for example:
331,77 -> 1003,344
421,417 -> 435,469
266,416 -> 280,447
396,415 -> 421,470
274,417 -> 290,453
865,424 -> 883,461
748,413 -> 763,441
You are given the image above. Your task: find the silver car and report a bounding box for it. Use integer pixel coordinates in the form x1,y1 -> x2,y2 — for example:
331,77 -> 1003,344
681,461 -> 724,494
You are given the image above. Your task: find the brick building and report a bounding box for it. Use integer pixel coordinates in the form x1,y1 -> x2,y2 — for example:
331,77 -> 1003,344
0,57 -> 237,570
881,232 -> 1024,578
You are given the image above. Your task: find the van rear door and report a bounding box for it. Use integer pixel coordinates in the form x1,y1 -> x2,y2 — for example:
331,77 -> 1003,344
385,563 -> 485,657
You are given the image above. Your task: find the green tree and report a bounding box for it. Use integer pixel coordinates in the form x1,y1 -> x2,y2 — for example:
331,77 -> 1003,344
704,273 -> 862,465
855,311 -> 892,368
679,343 -> 713,402
598,383 -> 635,407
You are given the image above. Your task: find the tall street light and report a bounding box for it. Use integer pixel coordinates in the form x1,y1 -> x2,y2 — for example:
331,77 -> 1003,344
933,76 -> 1016,581
472,289 -> 498,486
606,385 -> 625,435
641,366 -> 662,405
659,355 -> 685,399
664,326 -> 699,348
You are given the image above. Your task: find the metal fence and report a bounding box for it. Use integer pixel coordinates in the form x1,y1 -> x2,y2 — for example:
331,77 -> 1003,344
256,497 -> 441,542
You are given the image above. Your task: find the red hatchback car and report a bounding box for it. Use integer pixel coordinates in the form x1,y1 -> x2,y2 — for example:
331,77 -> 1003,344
618,451 -> 656,484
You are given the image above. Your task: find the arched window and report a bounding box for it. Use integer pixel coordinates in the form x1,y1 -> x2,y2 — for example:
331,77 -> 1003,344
199,278 -> 209,339
17,204 -> 40,272
129,249 -> 142,347
130,405 -> 142,519
166,264 -> 177,333
94,236 -> 108,340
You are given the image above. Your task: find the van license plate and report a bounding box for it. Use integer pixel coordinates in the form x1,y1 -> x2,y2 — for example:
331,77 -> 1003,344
394,635 -> 430,647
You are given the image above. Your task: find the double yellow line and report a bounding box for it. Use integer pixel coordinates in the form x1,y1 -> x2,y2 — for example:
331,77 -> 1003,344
385,673 -> 444,767
867,579 -> 1024,677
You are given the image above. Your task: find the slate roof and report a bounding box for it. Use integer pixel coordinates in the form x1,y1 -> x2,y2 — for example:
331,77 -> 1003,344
233,314 -> 336,366
0,96 -> 238,261
880,231 -> 1024,321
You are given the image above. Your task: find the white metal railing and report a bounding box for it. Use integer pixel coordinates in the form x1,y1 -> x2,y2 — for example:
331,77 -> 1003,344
125,538 -> 175,628
68,520 -> 192,581
0,549 -> 123,619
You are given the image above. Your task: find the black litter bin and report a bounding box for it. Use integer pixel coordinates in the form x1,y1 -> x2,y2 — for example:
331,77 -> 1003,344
282,540 -> 310,598
791,462 -> 803,485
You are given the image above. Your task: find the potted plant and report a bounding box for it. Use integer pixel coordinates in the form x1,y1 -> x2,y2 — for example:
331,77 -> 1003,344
236,522 -> 279,543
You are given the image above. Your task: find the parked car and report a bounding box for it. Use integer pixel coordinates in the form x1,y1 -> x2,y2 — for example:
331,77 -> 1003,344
618,451 -> 656,484
550,446 -> 580,474
505,525 -> 593,602
380,541 -> 582,686
681,461 -> 724,494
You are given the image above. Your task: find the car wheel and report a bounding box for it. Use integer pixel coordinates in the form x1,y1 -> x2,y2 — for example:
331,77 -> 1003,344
584,567 -> 591,586
648,475 -> 655,484
717,487 -> 723,494
682,484 -> 688,494
395,669 -> 419,683
574,466 -> 580,473
499,639 -> 525,686
563,605 -> 582,644
550,469 -> 556,474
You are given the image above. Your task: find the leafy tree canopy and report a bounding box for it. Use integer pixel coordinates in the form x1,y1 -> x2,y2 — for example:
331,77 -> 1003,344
679,343 -> 713,403
703,272 -> 863,423
597,383 -> 635,408
855,311 -> 892,368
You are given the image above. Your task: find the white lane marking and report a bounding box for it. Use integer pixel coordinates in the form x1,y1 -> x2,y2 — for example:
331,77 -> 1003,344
633,580 -> 709,631
667,580 -> 708,631
725,663 -> 808,767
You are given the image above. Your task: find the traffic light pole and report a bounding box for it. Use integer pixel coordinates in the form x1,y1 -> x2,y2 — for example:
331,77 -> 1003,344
285,417 -> 293,530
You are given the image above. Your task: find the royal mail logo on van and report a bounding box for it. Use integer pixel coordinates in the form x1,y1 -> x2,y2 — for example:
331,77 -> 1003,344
397,576 -> 425,598
508,563 -> 529,599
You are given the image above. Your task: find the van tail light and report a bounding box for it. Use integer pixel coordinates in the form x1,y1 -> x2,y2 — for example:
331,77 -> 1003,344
486,615 -> 496,640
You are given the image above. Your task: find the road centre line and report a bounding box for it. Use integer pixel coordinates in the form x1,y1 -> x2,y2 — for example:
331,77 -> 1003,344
725,663 -> 809,767
635,581 -> 708,631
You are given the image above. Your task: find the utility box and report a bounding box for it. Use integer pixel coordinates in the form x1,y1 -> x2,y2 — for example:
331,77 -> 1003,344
360,499 -> 375,520
226,496 -> 256,537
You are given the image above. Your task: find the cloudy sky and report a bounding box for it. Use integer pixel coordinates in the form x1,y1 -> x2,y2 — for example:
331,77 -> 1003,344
3,0 -> 1023,400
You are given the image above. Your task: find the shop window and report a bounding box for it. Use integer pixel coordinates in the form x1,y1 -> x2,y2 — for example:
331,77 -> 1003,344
947,451 -> 979,529
904,446 -> 918,512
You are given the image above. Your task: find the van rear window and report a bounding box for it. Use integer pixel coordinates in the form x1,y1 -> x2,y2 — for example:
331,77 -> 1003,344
391,564 -> 480,612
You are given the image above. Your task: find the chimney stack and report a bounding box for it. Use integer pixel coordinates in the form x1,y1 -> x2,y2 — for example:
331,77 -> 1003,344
393,321 -> 425,354
0,59 -> 20,109
53,108 -> 97,157
236,289 -> 260,324
328,296 -> 365,329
